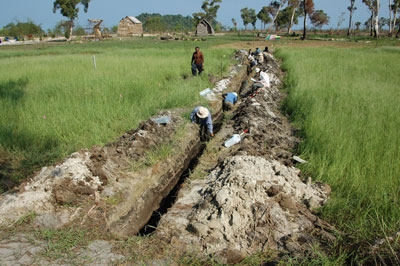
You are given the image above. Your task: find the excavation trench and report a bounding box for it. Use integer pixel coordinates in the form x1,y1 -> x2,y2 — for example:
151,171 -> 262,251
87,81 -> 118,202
139,85 -> 242,235
139,143 -> 206,235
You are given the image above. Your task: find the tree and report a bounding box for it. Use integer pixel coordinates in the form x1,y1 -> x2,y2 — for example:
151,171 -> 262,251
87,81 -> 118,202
301,0 -> 314,40
137,13 -> 194,32
53,0 -> 91,39
240,8 -> 251,30
192,0 -> 222,27
397,20 -> 400,38
362,0 -> 380,38
111,25 -> 118,34
48,20 -> 70,37
379,17 -> 389,28
355,21 -> 362,31
248,8 -> 257,30
287,0 -> 301,34
364,17 -> 373,34
0,20 -> 44,37
275,5 -> 300,32
347,0 -> 357,36
310,10 -> 330,31
267,0 -> 287,33
231,18 -> 237,30
257,6 -> 272,31
337,12 -> 346,32
389,0 -> 399,36
73,25 -> 85,36
145,17 -> 167,33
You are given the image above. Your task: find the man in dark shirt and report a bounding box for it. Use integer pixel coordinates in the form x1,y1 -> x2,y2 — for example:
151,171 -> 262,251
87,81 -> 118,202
191,47 -> 204,76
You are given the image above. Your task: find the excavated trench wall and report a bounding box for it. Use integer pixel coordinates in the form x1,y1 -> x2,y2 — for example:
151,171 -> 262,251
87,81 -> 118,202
0,55 -> 248,237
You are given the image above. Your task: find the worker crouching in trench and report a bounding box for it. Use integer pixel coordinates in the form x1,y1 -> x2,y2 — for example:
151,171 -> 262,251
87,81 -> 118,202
190,106 -> 214,141
222,92 -> 238,112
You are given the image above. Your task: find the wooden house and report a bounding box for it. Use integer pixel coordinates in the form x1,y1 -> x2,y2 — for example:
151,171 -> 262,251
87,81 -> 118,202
117,16 -> 143,37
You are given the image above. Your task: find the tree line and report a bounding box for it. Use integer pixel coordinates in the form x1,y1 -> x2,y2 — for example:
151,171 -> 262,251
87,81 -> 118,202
1,0 -> 400,39
237,0 -> 400,38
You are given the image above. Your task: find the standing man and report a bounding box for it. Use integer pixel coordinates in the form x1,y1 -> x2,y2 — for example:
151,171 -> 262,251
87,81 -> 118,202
191,47 -> 204,76
190,106 -> 214,141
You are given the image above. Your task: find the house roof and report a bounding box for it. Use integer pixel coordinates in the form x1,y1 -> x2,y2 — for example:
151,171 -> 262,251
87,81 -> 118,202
198,19 -> 211,26
127,16 -> 142,24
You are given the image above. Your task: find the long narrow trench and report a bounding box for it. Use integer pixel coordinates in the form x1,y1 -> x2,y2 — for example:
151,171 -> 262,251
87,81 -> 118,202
138,114 -> 227,235
139,143 -> 206,235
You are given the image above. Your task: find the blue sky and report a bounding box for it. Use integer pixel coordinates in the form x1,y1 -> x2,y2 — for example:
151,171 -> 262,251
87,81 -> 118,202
0,0 -> 390,31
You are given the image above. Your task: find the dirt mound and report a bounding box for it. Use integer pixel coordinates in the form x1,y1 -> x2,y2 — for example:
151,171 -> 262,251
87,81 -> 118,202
157,156 -> 334,264
232,53 -> 297,166
0,112 -> 187,231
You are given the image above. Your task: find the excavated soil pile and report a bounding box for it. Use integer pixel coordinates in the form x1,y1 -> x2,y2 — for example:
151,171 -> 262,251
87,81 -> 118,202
232,54 -> 297,166
157,156 -> 334,264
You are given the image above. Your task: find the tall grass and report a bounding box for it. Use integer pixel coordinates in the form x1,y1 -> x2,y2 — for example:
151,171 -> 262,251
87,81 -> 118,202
0,38 -> 234,185
276,46 -> 400,260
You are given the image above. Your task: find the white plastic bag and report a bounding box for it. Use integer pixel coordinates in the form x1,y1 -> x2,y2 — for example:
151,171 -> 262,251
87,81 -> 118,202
260,71 -> 270,88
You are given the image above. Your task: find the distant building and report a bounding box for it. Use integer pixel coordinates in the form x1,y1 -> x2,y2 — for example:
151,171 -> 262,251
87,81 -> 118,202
117,16 -> 143,37
195,19 -> 214,36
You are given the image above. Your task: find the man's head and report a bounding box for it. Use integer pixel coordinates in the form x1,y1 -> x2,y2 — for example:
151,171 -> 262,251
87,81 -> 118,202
195,47 -> 200,52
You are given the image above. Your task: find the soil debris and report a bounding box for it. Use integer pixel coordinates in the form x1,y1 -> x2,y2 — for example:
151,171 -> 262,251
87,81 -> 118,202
156,156 -> 335,264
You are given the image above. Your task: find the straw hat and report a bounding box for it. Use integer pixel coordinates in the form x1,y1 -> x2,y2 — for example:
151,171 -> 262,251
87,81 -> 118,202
196,106 -> 209,118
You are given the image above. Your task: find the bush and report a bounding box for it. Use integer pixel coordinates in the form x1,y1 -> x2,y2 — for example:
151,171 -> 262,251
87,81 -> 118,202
0,20 -> 44,37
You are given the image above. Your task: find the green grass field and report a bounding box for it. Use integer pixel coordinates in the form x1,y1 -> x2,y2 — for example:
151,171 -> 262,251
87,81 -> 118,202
0,37 -> 236,188
2,34 -> 400,263
276,45 -> 400,263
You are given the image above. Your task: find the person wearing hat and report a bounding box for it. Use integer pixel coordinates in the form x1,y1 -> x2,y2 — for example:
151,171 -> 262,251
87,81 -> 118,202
190,106 -> 214,140
222,92 -> 238,111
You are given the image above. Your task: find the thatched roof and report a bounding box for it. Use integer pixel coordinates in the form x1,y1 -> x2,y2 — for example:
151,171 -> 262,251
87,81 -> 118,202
196,19 -> 214,36
126,16 -> 142,24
